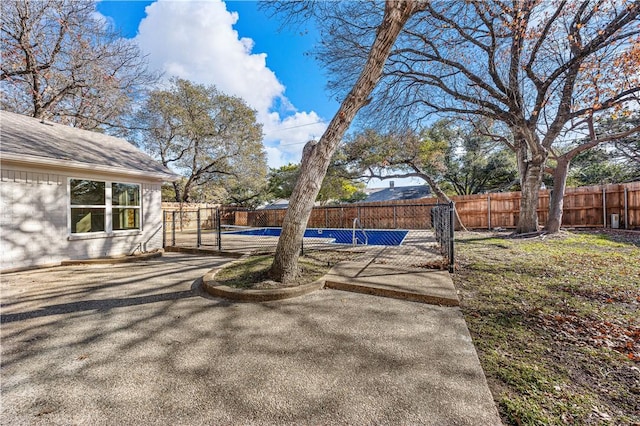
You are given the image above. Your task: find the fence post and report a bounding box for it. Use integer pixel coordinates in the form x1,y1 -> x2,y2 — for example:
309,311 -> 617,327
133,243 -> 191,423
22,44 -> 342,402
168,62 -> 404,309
172,211 -> 176,246
487,195 -> 491,230
603,187 -> 607,228
162,211 -> 166,248
197,209 -> 202,247
449,201 -> 455,273
393,205 -> 397,229
624,187 -> 629,229
217,208 -> 222,251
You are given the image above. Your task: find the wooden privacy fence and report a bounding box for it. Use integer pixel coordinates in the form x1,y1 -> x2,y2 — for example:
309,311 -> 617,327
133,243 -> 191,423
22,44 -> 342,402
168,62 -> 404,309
452,181 -> 640,230
163,181 -> 640,231
222,203 -> 441,230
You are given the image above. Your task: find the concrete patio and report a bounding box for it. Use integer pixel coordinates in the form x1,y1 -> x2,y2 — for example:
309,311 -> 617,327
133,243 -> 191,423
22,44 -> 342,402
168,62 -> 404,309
1,252 -> 501,425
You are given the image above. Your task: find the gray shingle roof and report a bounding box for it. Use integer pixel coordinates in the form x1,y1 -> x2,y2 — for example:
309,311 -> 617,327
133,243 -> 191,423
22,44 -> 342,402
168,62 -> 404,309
0,110 -> 176,180
363,185 -> 431,202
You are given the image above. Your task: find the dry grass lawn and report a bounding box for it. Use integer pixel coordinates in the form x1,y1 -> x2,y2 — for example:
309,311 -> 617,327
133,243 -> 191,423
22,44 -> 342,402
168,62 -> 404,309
453,230 -> 639,425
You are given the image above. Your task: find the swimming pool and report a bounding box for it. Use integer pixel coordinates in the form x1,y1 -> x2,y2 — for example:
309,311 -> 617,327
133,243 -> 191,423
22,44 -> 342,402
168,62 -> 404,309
225,227 -> 408,246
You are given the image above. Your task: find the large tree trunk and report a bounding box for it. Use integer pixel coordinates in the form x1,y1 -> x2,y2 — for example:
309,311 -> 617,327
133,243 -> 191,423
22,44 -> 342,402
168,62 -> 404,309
268,141 -> 323,281
269,0 -> 423,283
517,164 -> 543,233
545,157 -> 570,233
515,145 -> 546,234
172,181 -> 182,203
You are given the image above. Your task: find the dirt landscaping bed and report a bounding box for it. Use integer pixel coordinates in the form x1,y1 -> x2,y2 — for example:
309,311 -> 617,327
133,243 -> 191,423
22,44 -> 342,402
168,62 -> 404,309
453,229 -> 640,425
214,250 -> 359,289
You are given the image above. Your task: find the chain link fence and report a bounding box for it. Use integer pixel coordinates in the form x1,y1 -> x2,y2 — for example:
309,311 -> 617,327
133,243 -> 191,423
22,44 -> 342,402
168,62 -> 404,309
163,208 -> 220,249
163,202 -> 456,271
431,202 -> 455,272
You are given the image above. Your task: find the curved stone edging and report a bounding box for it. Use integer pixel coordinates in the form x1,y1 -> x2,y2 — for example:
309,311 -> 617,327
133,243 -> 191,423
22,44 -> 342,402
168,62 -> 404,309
202,266 -> 325,302
201,259 -> 459,306
324,279 -> 459,306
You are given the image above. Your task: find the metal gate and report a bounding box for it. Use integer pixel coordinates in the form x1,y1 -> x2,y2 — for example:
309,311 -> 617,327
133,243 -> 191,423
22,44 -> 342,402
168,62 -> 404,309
162,208 -> 221,250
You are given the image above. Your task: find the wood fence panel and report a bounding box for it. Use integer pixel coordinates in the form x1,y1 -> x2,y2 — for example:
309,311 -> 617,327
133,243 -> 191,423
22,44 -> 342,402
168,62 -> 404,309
325,208 -> 343,228
271,210 -> 286,227
316,206 -> 359,229
537,192 -> 549,227
342,206 -> 359,228
457,198 -> 486,229
308,209 -> 325,228
564,186 -> 604,227
246,210 -> 260,226
397,204 -> 431,229
626,186 -> 640,228
563,187 -> 580,226
359,205 -> 393,229
235,211 -> 248,226
220,209 -> 238,226
486,192 -> 520,228
605,184 -> 622,228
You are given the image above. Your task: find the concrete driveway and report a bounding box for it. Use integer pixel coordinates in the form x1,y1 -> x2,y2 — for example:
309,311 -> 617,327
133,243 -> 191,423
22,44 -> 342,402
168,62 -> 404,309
1,252 -> 500,425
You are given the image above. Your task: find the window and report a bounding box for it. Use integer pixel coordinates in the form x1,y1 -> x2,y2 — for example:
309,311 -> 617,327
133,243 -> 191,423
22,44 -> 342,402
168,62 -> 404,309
70,180 -> 106,233
112,183 -> 140,231
69,179 -> 141,234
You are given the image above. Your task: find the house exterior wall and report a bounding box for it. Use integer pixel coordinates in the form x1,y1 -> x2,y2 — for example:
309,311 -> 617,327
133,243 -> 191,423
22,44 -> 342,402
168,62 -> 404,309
0,164 -> 164,272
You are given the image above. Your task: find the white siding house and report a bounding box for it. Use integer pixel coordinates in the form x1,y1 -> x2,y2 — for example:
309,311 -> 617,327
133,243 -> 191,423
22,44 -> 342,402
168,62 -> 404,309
0,111 -> 177,271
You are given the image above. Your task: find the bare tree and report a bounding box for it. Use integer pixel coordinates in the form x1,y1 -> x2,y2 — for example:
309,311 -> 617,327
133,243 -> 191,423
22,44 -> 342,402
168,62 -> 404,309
613,112 -> 640,165
268,0 -> 426,283
1,0 -> 156,131
344,126 -> 452,201
342,124 -> 471,229
546,113 -> 640,231
317,0 -> 640,233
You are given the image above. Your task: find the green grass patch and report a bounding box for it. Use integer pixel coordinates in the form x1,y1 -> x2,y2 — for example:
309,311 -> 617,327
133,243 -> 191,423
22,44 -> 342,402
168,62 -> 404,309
454,230 -> 640,425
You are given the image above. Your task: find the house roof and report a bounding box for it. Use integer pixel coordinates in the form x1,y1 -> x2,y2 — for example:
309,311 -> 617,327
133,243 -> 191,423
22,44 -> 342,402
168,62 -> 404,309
258,185 -> 432,209
259,199 -> 290,210
363,184 -> 431,202
0,110 -> 177,181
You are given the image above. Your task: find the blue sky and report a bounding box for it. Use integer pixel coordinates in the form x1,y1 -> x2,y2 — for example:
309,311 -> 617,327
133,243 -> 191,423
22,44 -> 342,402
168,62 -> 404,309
96,0 -> 339,168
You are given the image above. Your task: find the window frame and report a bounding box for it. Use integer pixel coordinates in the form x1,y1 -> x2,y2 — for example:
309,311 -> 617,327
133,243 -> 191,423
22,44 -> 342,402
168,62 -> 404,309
68,178 -> 142,238
111,182 -> 142,231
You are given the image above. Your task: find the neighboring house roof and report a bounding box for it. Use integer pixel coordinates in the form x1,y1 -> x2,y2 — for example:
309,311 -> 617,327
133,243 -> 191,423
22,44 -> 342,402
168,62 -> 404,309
260,199 -> 290,210
260,184 -> 431,209
0,110 -> 177,181
363,184 -> 431,203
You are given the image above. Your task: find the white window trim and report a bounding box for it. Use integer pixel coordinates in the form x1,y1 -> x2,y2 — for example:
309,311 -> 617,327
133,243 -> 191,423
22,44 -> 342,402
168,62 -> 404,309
67,178 -> 142,239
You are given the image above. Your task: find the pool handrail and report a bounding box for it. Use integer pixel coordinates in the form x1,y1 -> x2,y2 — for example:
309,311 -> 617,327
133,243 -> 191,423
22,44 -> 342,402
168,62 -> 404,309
352,218 -> 368,245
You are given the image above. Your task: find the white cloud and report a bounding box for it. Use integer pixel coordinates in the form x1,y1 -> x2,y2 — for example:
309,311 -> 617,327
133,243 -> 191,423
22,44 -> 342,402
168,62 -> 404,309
134,0 -> 327,167
262,111 -> 328,167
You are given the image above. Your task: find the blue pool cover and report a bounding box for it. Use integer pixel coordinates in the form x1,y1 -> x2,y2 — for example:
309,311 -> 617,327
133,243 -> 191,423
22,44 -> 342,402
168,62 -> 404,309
225,227 -> 408,246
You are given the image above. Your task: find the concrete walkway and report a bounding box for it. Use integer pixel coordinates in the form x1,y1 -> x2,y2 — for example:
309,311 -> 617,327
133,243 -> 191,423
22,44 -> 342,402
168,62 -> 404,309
325,261 -> 459,307
1,253 -> 501,425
